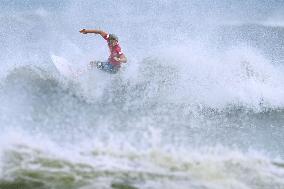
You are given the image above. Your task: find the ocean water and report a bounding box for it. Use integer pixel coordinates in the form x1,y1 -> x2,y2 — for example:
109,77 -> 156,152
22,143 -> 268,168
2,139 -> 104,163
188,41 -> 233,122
0,1 -> 284,189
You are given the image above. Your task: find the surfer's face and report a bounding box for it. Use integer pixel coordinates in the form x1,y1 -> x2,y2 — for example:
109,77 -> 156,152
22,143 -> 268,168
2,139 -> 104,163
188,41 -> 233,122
109,39 -> 118,46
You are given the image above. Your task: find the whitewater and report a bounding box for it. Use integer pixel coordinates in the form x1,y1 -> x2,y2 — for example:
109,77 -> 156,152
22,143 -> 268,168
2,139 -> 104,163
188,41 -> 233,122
0,1 -> 284,189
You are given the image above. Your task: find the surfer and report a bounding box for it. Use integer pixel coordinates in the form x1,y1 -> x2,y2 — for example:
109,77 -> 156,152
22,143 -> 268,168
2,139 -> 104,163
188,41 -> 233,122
79,29 -> 127,74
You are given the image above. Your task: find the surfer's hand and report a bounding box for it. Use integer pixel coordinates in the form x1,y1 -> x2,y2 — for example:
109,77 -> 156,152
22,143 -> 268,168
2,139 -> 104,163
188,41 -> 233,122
113,57 -> 120,62
80,29 -> 87,34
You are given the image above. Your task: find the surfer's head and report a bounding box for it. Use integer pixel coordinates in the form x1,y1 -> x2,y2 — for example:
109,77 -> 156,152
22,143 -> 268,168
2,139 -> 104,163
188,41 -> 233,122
109,34 -> 118,46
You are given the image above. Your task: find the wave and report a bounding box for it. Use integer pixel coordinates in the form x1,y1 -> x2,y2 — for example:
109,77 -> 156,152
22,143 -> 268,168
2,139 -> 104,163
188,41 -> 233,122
0,64 -> 282,128
0,138 -> 283,189
1,55 -> 284,117
1,64 -> 284,150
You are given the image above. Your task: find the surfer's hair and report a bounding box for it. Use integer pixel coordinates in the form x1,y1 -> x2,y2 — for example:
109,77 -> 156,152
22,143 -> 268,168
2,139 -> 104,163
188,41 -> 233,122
109,34 -> 118,41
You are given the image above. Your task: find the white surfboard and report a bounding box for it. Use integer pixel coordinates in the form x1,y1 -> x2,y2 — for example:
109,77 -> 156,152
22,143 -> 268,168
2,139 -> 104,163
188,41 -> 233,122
51,55 -> 75,78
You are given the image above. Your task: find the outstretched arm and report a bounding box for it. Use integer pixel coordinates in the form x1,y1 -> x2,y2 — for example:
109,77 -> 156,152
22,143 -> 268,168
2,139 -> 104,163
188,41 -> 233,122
79,29 -> 108,38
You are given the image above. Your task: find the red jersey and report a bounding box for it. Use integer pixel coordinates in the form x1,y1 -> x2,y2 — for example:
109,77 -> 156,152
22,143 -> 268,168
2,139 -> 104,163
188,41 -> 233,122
103,34 -> 124,67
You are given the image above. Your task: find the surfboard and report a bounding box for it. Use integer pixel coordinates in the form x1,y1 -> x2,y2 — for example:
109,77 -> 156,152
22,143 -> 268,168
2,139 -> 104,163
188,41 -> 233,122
51,55 -> 75,78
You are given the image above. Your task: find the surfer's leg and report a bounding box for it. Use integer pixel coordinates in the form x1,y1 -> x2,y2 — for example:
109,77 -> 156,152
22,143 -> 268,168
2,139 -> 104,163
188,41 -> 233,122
96,61 -> 105,69
89,61 -> 100,70
96,62 -> 118,74
90,61 -> 119,74
108,65 -> 119,74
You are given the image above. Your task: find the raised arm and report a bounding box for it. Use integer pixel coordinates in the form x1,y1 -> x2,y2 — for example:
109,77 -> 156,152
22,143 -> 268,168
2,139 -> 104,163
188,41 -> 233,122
79,29 -> 108,38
